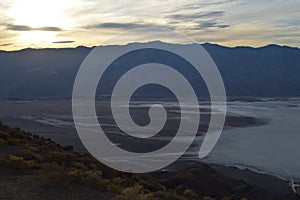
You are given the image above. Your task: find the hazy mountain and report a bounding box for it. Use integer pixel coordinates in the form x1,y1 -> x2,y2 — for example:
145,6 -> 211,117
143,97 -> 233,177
203,43 -> 300,97
0,42 -> 299,99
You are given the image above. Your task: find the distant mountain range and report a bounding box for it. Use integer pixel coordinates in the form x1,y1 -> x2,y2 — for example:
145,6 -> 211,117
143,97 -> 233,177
0,42 -> 299,99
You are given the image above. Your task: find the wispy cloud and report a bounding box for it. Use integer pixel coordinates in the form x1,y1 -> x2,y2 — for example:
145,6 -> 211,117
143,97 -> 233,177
0,43 -> 12,47
86,22 -> 150,29
6,24 -> 63,32
168,11 -> 225,21
0,0 -> 299,50
196,21 -> 230,29
83,22 -> 174,33
52,40 -> 75,44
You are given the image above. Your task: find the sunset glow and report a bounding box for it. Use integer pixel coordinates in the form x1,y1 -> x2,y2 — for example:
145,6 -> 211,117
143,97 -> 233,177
0,0 -> 299,50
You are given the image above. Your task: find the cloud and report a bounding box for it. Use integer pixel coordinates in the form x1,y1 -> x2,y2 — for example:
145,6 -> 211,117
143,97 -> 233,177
198,0 -> 237,6
6,24 -> 63,31
0,43 -> 12,47
37,27 -> 63,31
0,2 -> 10,10
171,0 -> 238,11
168,11 -> 225,21
83,21 -> 175,31
1,0 -> 300,49
86,22 -> 150,29
217,24 -> 230,28
7,25 -> 31,31
196,11 -> 225,18
165,9 -> 229,31
196,21 -> 230,29
162,0 -> 240,16
52,40 -> 75,44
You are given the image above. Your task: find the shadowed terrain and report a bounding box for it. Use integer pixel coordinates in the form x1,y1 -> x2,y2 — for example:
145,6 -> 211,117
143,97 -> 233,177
0,122 -> 299,200
0,42 -> 300,99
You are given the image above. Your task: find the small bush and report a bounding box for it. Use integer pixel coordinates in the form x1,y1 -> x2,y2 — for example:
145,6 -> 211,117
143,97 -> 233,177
183,189 -> 198,199
63,145 -> 74,151
48,151 -> 75,165
7,155 -> 39,169
65,169 -> 104,190
25,145 -> 40,153
68,169 -> 88,185
152,191 -> 186,200
73,161 -> 89,171
39,163 -> 68,187
0,131 -> 9,140
107,183 -> 122,194
113,185 -> 149,200
18,149 -> 44,162
7,138 -> 23,145
112,177 -> 124,185
131,175 -> 165,192
85,170 -> 103,190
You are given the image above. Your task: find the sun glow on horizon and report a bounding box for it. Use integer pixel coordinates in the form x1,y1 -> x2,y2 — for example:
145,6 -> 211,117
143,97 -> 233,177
0,0 -> 299,51
8,0 -> 71,45
9,0 -> 71,27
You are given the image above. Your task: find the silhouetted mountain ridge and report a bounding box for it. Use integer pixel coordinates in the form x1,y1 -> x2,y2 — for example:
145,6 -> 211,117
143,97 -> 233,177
0,42 -> 299,99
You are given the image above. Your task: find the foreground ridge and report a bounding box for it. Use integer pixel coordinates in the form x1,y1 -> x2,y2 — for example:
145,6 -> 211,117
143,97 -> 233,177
0,122 -> 299,200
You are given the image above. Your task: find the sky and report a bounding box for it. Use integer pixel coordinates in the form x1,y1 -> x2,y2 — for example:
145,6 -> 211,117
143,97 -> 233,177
0,0 -> 299,50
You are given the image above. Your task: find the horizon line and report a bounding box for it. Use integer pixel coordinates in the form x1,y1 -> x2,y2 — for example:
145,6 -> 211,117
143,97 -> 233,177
1,41 -> 299,52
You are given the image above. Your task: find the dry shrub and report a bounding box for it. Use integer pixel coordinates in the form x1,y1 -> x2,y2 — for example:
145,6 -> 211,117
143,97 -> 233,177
0,130 -> 9,140
183,188 -> 198,199
48,151 -> 66,165
6,155 -> 39,169
7,138 -> 23,145
85,170 -> 103,190
113,185 -> 150,200
18,149 -> 44,162
39,163 -> 68,187
112,177 -> 123,185
73,161 -> 89,171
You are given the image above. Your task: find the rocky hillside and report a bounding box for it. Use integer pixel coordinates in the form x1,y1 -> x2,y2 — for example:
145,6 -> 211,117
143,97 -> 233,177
0,122 -> 299,200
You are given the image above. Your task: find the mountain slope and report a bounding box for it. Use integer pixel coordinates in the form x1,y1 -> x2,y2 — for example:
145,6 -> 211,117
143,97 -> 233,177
203,44 -> 300,97
0,122 -> 299,200
0,43 -> 299,99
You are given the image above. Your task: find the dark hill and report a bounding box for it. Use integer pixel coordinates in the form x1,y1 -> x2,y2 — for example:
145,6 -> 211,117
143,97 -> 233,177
0,122 -> 299,199
0,42 -> 300,99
